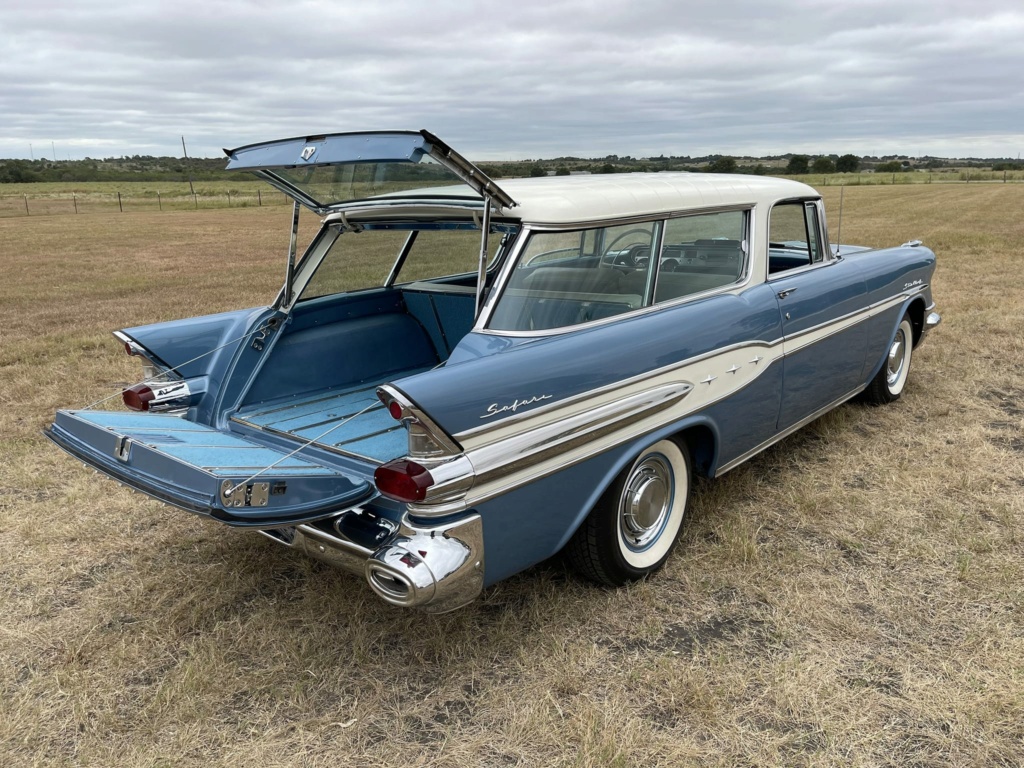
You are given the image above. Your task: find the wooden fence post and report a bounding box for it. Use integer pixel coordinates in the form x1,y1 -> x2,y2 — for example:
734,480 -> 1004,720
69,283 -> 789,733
24,195 -> 29,216
118,191 -> 123,212
158,192 -> 162,211
258,189 -> 262,206
73,193 -> 78,214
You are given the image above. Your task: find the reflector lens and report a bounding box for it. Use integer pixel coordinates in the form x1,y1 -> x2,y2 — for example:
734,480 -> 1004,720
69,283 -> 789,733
387,401 -> 403,421
124,342 -> 135,356
123,384 -> 155,411
374,459 -> 434,503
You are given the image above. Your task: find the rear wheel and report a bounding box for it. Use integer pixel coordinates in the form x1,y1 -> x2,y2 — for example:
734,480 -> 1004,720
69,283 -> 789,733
862,313 -> 914,405
567,439 -> 691,586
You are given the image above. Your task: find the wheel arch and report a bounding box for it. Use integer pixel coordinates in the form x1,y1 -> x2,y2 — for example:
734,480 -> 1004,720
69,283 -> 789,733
554,414 -> 720,551
864,298 -> 921,385
906,296 -> 927,346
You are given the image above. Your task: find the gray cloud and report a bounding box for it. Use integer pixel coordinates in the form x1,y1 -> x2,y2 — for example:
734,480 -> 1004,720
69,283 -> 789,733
1,0 -> 1022,160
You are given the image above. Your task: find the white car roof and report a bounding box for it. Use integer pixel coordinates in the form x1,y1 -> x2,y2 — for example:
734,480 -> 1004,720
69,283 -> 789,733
325,172 -> 820,227
496,173 -> 819,225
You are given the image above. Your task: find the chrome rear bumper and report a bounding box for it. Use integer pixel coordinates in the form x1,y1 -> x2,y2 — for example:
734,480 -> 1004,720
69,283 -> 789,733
260,509 -> 484,613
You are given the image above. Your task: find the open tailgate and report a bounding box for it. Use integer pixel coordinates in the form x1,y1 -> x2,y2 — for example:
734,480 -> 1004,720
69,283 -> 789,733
46,410 -> 375,527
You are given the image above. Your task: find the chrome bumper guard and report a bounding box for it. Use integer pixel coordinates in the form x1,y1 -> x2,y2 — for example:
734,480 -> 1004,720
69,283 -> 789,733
259,510 -> 484,613
918,307 -> 941,345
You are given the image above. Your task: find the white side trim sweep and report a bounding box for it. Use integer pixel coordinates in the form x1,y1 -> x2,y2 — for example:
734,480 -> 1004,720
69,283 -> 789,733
408,286 -> 927,516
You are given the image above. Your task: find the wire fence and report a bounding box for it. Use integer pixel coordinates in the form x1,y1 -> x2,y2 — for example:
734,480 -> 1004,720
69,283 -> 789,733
3,169 -> 1022,219
802,169 -> 1024,186
0,189 -> 294,218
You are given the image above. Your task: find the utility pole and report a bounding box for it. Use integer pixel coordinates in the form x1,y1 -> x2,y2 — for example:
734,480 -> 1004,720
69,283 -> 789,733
29,143 -> 33,160
52,141 -> 57,161
181,136 -> 196,197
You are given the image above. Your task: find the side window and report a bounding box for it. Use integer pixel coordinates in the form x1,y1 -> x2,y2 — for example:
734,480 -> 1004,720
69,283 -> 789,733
488,221 -> 659,332
396,228 -> 503,284
768,201 -> 825,275
488,212 -> 749,332
655,210 -> 747,304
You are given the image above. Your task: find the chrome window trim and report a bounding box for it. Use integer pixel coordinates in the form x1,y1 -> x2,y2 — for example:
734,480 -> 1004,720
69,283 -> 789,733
281,225 -> 343,312
766,257 -> 839,283
476,205 -> 755,337
815,199 -> 833,258
765,197 -> 834,283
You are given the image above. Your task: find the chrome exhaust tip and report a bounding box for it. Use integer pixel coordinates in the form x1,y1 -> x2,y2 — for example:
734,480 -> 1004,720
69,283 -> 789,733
365,547 -> 437,607
364,514 -> 484,612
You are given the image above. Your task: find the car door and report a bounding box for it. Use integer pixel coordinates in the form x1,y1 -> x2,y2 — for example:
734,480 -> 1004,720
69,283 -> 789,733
769,200 -> 869,430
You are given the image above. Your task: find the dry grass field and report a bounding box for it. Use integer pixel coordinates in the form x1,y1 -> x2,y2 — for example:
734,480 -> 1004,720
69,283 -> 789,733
1,185 -> 1021,767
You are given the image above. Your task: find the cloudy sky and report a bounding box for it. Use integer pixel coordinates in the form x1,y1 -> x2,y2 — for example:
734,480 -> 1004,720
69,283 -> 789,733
2,0 -> 1022,161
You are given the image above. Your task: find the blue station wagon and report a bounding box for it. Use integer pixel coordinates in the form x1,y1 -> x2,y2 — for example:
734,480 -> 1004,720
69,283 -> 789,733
47,131 -> 940,612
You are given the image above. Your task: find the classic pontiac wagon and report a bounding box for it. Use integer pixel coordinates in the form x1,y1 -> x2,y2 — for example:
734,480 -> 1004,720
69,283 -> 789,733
47,131 -> 940,612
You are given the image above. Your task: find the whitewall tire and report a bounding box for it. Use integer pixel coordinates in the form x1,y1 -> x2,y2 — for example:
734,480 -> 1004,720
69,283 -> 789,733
567,438 -> 691,586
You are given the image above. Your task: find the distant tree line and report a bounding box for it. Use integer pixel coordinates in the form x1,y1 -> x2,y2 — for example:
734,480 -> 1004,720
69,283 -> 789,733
1,152 -> 1020,184
0,156 -> 251,184
488,152 -> 1021,178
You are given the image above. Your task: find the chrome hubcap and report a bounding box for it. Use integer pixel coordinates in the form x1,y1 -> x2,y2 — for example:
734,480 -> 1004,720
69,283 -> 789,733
620,456 -> 671,549
886,329 -> 907,387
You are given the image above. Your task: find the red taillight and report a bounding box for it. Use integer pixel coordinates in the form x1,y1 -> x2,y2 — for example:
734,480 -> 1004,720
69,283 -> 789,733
374,459 -> 434,503
123,383 -> 154,411
388,400 -> 403,421
124,342 -> 135,356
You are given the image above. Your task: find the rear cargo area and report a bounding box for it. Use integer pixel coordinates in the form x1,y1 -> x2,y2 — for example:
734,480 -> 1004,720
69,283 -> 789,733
231,369 -> 431,462
231,284 -> 477,462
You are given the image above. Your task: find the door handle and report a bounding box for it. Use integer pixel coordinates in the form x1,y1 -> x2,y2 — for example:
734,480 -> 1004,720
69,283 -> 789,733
777,288 -> 797,299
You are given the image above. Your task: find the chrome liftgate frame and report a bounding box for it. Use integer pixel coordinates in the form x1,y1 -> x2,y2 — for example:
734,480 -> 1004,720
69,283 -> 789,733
475,203 -> 492,319
283,200 -> 300,305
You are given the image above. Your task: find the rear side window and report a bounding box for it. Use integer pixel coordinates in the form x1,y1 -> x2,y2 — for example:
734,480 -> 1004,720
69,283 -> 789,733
655,210 -> 746,304
299,226 -> 508,300
488,222 -> 659,332
488,209 -> 748,332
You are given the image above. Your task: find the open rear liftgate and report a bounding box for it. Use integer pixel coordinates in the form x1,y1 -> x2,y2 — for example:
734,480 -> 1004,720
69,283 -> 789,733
47,410 -> 374,526
47,410 -> 485,612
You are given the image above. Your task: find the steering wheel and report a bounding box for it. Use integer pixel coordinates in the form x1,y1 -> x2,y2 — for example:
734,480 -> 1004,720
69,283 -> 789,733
604,228 -> 653,266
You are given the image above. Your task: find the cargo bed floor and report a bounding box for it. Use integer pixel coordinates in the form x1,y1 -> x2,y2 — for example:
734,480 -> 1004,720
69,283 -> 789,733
231,370 -> 430,463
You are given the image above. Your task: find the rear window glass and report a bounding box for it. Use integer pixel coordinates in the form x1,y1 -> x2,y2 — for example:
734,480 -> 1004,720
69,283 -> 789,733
299,226 -> 509,300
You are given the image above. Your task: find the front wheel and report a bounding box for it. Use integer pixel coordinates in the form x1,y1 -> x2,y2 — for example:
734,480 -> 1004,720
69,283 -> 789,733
566,439 -> 691,586
862,313 -> 914,405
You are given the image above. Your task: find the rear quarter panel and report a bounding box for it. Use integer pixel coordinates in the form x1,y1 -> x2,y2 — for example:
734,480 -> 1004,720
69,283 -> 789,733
847,244 -> 937,381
